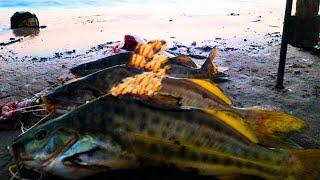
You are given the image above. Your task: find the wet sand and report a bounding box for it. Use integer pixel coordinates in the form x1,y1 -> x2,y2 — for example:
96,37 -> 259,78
0,1 -> 320,179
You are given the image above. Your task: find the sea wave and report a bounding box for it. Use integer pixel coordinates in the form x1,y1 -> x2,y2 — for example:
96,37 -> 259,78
0,0 -> 267,8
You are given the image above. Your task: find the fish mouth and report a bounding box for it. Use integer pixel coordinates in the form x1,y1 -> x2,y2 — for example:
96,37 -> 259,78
41,97 -> 78,114
41,136 -> 78,169
13,135 -> 78,169
62,147 -> 110,171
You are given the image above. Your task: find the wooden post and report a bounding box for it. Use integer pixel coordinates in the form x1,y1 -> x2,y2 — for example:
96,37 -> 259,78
276,0 -> 320,89
292,0 -> 320,48
296,0 -> 319,17
276,0 -> 293,89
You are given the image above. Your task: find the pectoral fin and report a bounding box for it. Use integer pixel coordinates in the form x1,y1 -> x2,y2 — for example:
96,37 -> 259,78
188,79 -> 232,105
203,109 -> 259,144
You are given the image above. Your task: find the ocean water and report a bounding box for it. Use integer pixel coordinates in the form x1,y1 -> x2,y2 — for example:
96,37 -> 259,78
0,0 -> 277,9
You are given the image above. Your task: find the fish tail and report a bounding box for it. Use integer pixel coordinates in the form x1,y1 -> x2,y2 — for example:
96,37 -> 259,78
235,107 -> 307,148
286,149 -> 320,179
200,48 -> 218,73
205,107 -> 307,147
201,48 -> 229,83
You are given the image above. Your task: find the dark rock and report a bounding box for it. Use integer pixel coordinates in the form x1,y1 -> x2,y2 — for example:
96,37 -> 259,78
293,70 -> 301,74
230,13 -> 240,16
289,63 -> 306,68
191,41 -> 197,46
251,69 -> 258,73
11,11 -> 39,29
40,57 -> 48,62
195,46 -> 213,52
169,47 -> 178,51
189,54 -> 207,59
65,50 -> 76,54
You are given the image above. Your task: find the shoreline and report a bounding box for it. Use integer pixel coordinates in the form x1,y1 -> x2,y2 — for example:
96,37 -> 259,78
0,1 -> 284,57
0,2 -> 320,178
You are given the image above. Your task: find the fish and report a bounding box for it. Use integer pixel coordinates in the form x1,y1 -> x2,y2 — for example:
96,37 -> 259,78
41,65 -> 143,115
156,78 -> 307,148
11,95 -> 320,179
41,65 -> 306,148
70,45 -> 228,83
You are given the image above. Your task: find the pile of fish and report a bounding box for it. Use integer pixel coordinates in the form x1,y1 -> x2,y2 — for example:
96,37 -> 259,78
5,40 -> 320,179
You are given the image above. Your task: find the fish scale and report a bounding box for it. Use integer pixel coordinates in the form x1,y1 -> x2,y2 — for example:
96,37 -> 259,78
160,78 -> 231,108
14,95 -> 315,179
119,108 -> 282,165
125,133 -> 282,179
60,96 -> 291,179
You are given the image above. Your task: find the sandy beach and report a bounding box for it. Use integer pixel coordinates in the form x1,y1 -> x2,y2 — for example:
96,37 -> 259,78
0,0 -> 319,179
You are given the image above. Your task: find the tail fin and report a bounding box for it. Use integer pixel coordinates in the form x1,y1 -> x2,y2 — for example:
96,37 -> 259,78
201,48 -> 219,74
204,107 -> 307,148
286,150 -> 320,179
235,107 -> 307,148
201,48 -> 229,83
188,79 -> 232,105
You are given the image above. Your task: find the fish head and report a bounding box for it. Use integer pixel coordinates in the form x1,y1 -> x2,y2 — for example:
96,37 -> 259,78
11,120 -> 77,171
10,106 -> 138,178
42,82 -> 98,114
42,134 -> 138,179
42,66 -> 144,114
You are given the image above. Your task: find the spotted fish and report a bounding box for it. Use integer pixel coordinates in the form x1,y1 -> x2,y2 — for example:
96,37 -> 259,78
12,95 -> 320,179
42,65 -> 306,148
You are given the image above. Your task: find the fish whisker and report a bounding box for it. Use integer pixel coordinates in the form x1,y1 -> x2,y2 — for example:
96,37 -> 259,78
21,109 -> 47,114
9,164 -> 42,180
20,112 -> 53,135
7,104 -> 45,114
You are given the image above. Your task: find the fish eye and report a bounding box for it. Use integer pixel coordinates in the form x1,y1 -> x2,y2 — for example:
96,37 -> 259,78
35,130 -> 47,141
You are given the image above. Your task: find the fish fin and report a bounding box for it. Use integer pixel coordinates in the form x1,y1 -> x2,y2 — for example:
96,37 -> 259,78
200,48 -> 229,83
203,109 -> 259,143
188,79 -> 232,105
286,149 -> 320,179
235,108 -> 307,148
200,48 -> 219,74
209,73 -> 229,83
